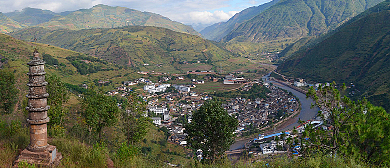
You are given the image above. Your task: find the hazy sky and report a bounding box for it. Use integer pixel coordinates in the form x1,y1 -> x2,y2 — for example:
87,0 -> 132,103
0,0 -> 271,26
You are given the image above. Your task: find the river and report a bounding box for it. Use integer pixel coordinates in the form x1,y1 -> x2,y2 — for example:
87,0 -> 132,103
229,73 -> 319,150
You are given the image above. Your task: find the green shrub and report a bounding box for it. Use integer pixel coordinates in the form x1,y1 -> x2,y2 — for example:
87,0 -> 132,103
115,142 -> 138,161
50,138 -> 107,167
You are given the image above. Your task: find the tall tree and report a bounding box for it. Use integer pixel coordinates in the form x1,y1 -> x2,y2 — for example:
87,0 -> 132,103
304,83 -> 390,165
46,74 -> 69,127
0,69 -> 18,114
82,86 -> 119,139
122,92 -> 151,145
185,100 -> 238,163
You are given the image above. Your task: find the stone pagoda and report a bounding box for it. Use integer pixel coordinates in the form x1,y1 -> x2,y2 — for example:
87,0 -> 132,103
14,49 -> 62,167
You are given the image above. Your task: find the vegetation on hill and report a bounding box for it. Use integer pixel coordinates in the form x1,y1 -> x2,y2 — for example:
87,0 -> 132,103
36,4 -> 199,36
185,100 -> 238,163
0,13 -> 25,33
305,84 -> 390,166
277,0 -> 390,112
0,69 -> 19,114
2,5 -> 199,36
0,33 -> 193,167
200,0 -> 280,41
4,7 -> 59,26
222,0 -> 384,43
11,26 -> 255,73
0,31 -> 161,111
276,36 -> 315,62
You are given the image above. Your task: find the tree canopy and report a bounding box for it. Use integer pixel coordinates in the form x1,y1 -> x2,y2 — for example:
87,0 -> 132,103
304,83 -> 390,165
47,75 -> 69,126
121,92 -> 151,145
81,86 -> 119,139
185,100 -> 238,163
0,69 -> 18,114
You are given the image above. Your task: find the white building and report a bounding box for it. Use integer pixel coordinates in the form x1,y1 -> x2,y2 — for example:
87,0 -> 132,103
223,75 -> 246,84
173,84 -> 190,92
163,111 -> 171,121
144,84 -> 155,91
294,81 -> 306,87
151,117 -> 161,125
144,84 -> 171,94
149,106 -> 168,114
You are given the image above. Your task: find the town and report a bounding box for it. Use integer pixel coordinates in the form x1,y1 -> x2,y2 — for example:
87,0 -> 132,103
97,71 -> 319,158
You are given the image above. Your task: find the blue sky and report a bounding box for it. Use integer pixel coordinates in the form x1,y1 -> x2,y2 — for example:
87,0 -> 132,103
0,0 -> 271,27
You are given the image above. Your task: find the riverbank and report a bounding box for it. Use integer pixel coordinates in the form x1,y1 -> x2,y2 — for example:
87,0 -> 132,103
229,76 -> 319,150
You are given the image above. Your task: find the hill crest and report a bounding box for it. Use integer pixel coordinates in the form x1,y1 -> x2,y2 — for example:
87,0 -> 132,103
222,0 -> 384,43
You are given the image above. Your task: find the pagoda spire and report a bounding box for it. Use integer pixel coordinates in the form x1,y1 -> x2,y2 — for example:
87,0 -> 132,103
14,49 -> 62,167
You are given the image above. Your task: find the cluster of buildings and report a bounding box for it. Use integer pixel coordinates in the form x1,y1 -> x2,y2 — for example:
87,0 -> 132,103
143,83 -> 171,94
223,74 -> 247,85
104,74 -> 306,152
223,83 -> 299,135
187,70 -> 215,75
145,89 -> 212,147
245,120 -> 324,156
172,84 -> 191,92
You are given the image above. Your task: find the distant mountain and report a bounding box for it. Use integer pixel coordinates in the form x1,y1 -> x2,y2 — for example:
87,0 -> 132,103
0,13 -> 25,33
11,26 -> 251,73
200,0 -> 280,41
277,0 -> 390,111
222,0 -> 384,43
4,7 -> 60,26
34,4 -> 199,35
2,5 -> 199,35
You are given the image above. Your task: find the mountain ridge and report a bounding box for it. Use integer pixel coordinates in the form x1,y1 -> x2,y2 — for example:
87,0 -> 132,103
0,13 -> 25,33
200,0 -> 280,41
277,0 -> 390,111
1,4 -> 199,36
10,26 -> 254,73
222,0 -> 384,43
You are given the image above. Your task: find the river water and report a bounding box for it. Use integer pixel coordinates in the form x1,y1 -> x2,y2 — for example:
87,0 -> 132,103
229,73 -> 319,150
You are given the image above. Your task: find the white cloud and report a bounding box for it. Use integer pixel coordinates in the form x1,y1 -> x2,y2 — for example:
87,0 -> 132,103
183,10 -> 238,25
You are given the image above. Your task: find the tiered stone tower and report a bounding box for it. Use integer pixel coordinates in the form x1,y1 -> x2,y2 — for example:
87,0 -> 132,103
14,49 -> 62,167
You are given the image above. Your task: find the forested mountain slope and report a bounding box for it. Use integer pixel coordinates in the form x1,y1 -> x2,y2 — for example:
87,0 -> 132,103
200,0 -> 280,41
35,4 -> 199,36
222,0 -> 384,43
0,13 -> 25,33
11,26 -> 250,73
277,0 -> 390,111
1,5 -> 199,35
4,7 -> 60,26
0,32 -> 131,86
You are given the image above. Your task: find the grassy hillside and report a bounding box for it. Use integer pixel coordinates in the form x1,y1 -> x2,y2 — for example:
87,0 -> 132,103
0,13 -> 25,33
0,32 -> 151,91
2,5 -> 199,36
276,36 -> 316,61
277,1 -> 390,111
200,0 -> 280,41
11,26 -> 255,73
0,32 -> 196,167
35,4 -> 199,36
222,0 -> 384,43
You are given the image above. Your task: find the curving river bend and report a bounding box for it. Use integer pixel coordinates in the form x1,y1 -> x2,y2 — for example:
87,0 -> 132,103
229,73 -> 319,150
